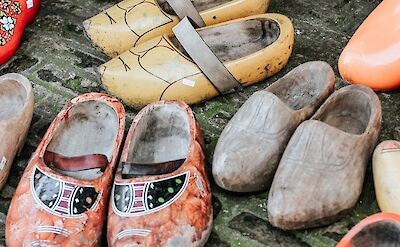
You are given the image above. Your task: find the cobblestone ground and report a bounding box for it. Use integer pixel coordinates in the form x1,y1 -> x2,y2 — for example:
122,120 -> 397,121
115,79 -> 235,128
1,0 -> 398,246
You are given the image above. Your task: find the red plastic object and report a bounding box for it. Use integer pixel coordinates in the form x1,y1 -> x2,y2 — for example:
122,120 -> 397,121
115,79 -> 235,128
25,0 -> 40,25
0,0 -> 40,64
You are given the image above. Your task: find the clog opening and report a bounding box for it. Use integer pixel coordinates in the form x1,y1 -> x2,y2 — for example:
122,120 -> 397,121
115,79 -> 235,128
318,90 -> 372,135
0,79 -> 27,121
351,221 -> 400,247
267,62 -> 332,111
158,0 -> 231,13
45,100 -> 119,180
122,103 -> 190,178
171,18 -> 280,62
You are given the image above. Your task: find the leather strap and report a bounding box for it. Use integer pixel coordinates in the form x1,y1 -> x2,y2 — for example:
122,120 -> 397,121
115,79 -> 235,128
173,17 -> 242,94
122,159 -> 185,177
44,151 -> 108,172
166,0 -> 205,27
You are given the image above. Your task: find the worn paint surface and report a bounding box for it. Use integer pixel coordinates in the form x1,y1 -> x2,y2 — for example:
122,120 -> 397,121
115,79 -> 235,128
0,0 -> 397,246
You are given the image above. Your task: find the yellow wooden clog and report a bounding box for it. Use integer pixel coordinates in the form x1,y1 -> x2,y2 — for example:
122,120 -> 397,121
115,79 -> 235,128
99,13 -> 294,109
83,0 -> 270,57
373,140 -> 400,214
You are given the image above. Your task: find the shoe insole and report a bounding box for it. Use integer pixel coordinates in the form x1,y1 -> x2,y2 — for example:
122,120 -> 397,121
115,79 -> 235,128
0,79 -> 27,121
317,91 -> 371,135
266,62 -> 334,111
46,100 -> 119,180
170,18 -> 280,63
157,0 -> 231,14
122,159 -> 185,178
351,221 -> 400,247
124,104 -> 190,176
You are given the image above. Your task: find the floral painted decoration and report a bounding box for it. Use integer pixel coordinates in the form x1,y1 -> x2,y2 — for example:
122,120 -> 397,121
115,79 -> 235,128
0,0 -> 22,46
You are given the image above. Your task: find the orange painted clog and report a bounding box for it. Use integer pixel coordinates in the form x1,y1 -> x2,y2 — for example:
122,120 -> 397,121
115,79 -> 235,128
107,100 -> 212,247
337,212 -> 400,247
6,93 -> 125,247
338,0 -> 400,91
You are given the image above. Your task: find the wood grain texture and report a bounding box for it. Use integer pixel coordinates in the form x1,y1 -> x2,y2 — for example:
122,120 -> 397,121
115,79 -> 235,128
0,73 -> 34,190
268,85 -> 382,230
212,61 -> 335,192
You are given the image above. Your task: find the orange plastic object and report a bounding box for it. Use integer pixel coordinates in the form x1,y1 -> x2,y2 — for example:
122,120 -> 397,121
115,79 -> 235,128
338,0 -> 400,91
336,212 -> 400,247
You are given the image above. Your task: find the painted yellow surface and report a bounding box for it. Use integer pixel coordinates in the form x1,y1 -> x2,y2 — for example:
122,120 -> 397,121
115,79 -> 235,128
99,14 -> 294,109
373,140 -> 400,214
84,0 -> 270,57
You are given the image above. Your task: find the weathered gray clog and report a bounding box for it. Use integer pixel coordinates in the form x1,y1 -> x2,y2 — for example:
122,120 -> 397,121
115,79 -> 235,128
212,61 -> 335,192
268,85 -> 382,230
0,73 -> 34,190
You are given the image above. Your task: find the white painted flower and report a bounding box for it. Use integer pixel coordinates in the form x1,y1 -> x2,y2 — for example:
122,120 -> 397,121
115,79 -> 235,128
1,16 -> 14,31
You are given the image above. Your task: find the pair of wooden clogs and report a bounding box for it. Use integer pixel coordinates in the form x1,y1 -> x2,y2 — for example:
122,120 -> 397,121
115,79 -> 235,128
212,61 -> 383,230
0,0 -> 40,64
83,0 -> 295,109
5,81 -> 211,246
339,0 -> 400,91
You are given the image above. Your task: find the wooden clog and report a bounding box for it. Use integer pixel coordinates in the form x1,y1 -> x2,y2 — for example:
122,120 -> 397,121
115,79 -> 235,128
268,85 -> 382,230
373,140 -> 400,213
0,73 -> 34,190
338,0 -> 400,91
212,61 -> 335,193
337,212 -> 400,247
107,100 -> 212,247
83,0 -> 270,57
99,13 -> 294,109
6,93 -> 125,247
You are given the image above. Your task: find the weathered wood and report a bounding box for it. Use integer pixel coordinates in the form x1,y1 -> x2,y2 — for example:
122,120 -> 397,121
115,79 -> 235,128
268,85 -> 382,230
212,61 -> 335,192
0,73 -> 34,190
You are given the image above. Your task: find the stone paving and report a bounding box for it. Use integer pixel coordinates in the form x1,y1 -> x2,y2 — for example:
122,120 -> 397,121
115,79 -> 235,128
1,0 -> 398,246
